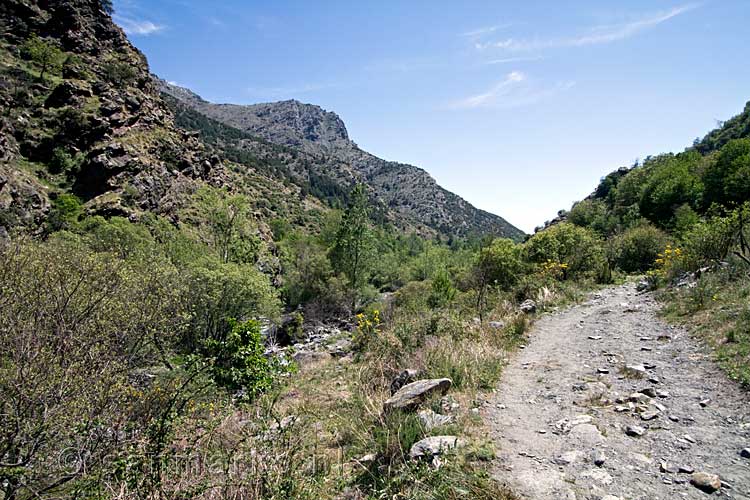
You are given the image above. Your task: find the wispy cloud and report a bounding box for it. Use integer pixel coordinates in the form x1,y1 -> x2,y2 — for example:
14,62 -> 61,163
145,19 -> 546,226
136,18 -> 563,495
450,71 -> 574,109
460,23 -> 512,38
114,15 -> 165,36
475,4 -> 699,51
483,56 -> 543,65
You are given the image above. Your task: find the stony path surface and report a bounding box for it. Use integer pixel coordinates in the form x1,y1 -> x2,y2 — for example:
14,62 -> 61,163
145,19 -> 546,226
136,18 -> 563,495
486,283 -> 750,500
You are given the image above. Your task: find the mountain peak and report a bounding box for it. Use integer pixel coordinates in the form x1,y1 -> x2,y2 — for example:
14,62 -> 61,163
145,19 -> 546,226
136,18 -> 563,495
160,80 -> 524,239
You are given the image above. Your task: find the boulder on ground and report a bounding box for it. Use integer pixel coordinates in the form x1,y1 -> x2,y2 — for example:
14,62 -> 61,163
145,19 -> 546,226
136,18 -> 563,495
384,378 -> 452,412
409,435 -> 465,459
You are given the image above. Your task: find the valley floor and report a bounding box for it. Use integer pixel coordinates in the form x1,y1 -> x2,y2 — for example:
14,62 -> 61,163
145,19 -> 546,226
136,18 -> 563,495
486,283 -> 750,499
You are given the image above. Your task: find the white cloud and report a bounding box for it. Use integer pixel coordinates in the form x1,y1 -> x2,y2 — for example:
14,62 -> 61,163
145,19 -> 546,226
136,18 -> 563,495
475,4 -> 698,51
451,71 -> 525,109
460,24 -> 513,38
113,15 -> 165,36
450,72 -> 574,110
483,56 -> 543,65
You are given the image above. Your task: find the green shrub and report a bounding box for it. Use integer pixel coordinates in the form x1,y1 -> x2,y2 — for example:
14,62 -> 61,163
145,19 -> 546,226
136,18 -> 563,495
568,199 -> 615,235
476,238 -> 524,291
427,270 -> 457,309
46,193 -> 83,231
524,223 -> 605,278
102,59 -> 138,86
703,138 -> 750,207
204,318 -> 288,398
610,222 -> 670,273
21,34 -> 64,80
681,215 -> 736,269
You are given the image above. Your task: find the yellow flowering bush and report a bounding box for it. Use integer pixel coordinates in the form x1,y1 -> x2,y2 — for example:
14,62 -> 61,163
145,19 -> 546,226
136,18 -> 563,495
353,309 -> 381,351
541,259 -> 568,280
649,244 -> 684,279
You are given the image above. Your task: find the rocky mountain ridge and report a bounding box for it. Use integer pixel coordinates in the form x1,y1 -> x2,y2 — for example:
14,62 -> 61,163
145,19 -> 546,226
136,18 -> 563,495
159,80 -> 525,239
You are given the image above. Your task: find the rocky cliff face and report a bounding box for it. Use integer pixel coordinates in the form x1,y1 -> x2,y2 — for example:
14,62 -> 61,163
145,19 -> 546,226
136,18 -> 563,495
160,81 -> 524,240
0,0 -> 323,235
0,0 -> 220,230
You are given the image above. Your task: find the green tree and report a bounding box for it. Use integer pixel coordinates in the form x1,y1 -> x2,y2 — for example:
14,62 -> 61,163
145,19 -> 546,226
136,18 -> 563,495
330,184 -> 374,311
524,223 -> 606,278
189,187 -> 260,264
21,35 -> 64,81
473,238 -> 524,321
703,139 -> 750,208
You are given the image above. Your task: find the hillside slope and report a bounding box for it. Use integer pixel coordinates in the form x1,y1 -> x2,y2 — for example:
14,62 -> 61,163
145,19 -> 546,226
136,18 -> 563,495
0,0 -> 333,237
159,80 -> 525,240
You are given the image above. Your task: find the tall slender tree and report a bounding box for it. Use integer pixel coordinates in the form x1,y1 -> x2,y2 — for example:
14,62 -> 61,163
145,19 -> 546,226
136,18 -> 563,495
330,184 -> 374,311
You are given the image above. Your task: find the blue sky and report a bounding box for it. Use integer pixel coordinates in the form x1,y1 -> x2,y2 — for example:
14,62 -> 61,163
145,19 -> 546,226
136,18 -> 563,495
114,0 -> 750,232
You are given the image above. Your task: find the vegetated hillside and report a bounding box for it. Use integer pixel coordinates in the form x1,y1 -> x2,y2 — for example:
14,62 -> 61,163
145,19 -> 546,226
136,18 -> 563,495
0,0 -> 326,238
544,100 -> 750,240
159,80 -> 525,240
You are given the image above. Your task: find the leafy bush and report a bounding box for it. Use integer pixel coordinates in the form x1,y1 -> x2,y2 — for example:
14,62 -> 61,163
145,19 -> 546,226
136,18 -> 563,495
681,216 -> 736,269
568,198 -> 615,235
102,59 -> 138,86
205,319 -> 289,398
610,222 -> 670,273
524,223 -> 605,278
427,270 -> 457,309
21,34 -> 64,80
703,138 -> 750,207
46,193 -> 83,231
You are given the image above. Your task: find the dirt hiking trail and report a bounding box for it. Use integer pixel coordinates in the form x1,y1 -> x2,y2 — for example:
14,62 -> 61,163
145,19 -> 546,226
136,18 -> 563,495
487,283 -> 750,500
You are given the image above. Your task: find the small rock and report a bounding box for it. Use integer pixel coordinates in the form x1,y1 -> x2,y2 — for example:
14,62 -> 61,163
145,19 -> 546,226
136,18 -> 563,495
699,398 -> 711,407
679,466 -> 695,474
629,392 -> 652,404
640,411 -> 659,421
417,409 -> 453,430
488,320 -> 505,329
639,387 -> 657,398
520,299 -> 537,314
660,461 -> 677,473
355,453 -> 377,464
593,451 -> 606,467
741,448 -> 750,459
569,423 -> 605,445
668,415 -> 680,422
656,389 -> 670,398
625,364 -> 647,375
409,435 -> 465,459
589,336 -> 603,340
625,425 -> 646,437
597,368 -> 610,374
690,472 -> 721,493
683,434 -> 696,444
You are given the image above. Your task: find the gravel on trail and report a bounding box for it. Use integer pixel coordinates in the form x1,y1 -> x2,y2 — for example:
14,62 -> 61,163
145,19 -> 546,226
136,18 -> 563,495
487,283 -> 750,500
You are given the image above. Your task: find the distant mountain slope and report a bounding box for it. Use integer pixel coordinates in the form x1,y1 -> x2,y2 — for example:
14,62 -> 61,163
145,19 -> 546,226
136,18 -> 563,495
159,80 -> 525,240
